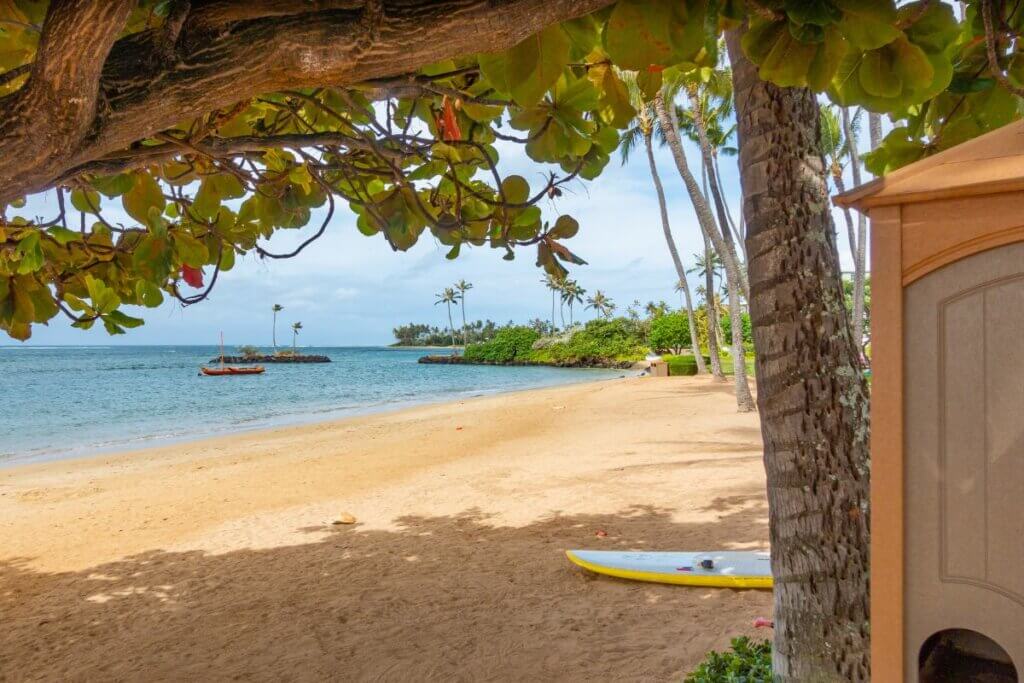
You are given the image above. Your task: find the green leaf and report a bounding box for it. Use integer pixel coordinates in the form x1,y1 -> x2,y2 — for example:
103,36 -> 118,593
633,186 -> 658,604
123,173 -> 166,226
70,188 -> 100,213
501,175 -> 530,204
477,52 -> 509,95
548,215 -> 579,239
105,309 -> 145,329
603,0 -> 704,71
587,61 -> 636,128
90,173 -> 135,198
15,231 -> 43,274
505,24 -> 570,107
84,275 -> 121,315
47,226 -> 82,245
135,280 -> 164,308
173,232 -> 210,267
834,0 -> 900,51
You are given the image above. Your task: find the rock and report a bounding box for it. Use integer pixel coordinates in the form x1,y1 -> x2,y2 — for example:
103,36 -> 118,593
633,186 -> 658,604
332,512 -> 357,525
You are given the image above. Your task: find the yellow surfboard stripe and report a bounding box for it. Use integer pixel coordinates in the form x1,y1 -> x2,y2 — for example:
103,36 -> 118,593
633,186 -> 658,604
565,550 -> 773,589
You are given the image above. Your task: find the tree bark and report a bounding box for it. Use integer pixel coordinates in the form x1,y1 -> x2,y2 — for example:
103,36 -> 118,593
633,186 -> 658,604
868,113 -> 883,151
656,91 -> 753,408
688,89 -> 745,272
727,30 -> 871,682
840,108 -> 868,362
0,0 -> 614,204
644,132 -> 706,373
702,234 -> 726,380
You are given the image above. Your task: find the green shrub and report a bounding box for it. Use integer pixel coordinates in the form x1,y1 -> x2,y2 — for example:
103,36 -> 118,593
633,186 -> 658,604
720,311 -> 753,346
236,345 -> 262,358
649,312 -> 693,354
463,326 -> 539,362
534,317 -> 647,364
663,354 -> 756,376
684,637 -> 772,683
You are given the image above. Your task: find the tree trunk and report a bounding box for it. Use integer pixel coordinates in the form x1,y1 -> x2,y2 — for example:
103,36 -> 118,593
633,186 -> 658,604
714,154 -> 747,263
644,132 -> 706,373
728,30 -> 871,682
840,108 -> 868,362
656,91 -> 752,406
703,234 -> 726,380
273,311 -> 278,349
689,89 -> 744,270
461,296 -> 469,350
656,92 -> 750,301
868,113 -> 883,151
447,303 -> 456,350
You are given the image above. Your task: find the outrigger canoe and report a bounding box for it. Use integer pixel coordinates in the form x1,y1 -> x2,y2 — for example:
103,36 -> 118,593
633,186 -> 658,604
200,365 -> 265,376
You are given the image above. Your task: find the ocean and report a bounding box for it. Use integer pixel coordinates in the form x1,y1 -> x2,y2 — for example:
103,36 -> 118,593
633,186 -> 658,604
0,346 -> 625,466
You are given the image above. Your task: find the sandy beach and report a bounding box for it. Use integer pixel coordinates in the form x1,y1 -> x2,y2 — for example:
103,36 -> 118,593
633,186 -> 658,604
0,376 -> 771,681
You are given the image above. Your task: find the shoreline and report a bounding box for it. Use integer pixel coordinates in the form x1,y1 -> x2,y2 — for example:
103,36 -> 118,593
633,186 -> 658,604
1,375 -> 770,679
2,367 -> 634,470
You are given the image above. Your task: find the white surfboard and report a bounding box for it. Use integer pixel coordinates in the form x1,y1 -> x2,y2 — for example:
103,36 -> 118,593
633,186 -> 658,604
566,550 -> 772,589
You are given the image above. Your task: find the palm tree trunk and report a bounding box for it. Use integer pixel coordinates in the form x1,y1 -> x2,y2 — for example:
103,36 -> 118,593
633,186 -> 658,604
272,311 -> 277,349
644,131 -> 706,373
551,290 -> 556,329
713,154 -> 747,263
728,30 -> 870,682
703,235 -> 725,380
868,112 -> 882,150
446,302 -> 456,351
460,295 -> 468,351
690,90 -> 744,269
840,107 -> 868,362
657,92 -> 750,301
656,91 -> 752,408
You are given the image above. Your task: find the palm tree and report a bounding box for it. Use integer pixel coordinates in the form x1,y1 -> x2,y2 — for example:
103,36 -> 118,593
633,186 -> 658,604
726,34 -> 870,676
655,70 -> 754,411
541,274 -> 565,330
561,280 -> 585,326
290,321 -> 302,349
454,279 -> 473,348
271,304 -> 283,349
620,70 -> 706,373
434,287 -> 459,352
585,290 -> 615,318
689,243 -> 726,377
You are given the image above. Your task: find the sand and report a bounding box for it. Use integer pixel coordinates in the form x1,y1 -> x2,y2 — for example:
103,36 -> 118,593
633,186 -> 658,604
0,376 -> 771,681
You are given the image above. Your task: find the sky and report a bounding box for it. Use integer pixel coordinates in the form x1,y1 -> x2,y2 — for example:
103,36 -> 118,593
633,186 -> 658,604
13,111 -> 865,348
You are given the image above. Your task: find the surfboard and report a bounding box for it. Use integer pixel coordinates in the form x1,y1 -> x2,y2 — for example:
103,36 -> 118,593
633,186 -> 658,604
565,550 -> 773,589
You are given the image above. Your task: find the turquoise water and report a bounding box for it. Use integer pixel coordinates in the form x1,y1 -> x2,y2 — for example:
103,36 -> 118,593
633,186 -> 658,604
0,346 -> 625,466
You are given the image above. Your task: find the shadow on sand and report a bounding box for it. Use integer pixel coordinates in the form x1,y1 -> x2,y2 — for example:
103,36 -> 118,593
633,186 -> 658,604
1,498 -> 771,681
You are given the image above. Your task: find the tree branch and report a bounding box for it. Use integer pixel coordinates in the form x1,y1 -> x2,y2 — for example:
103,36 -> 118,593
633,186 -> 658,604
0,0 -> 614,205
0,0 -> 135,202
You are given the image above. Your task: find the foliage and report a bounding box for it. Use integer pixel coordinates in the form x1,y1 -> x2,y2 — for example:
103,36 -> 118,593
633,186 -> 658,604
463,326 -> 540,362
237,345 -> 262,359
663,353 -> 754,377
2,1 -> 1017,341
530,317 -> 647,364
684,637 -> 772,683
648,312 -> 692,353
720,309 -> 753,348
393,320 -> 501,346
843,274 -> 872,343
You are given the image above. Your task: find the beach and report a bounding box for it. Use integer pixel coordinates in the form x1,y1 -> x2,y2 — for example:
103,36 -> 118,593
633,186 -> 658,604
0,376 -> 771,680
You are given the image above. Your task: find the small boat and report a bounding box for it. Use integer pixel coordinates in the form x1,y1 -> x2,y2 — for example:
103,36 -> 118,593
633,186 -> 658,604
200,332 -> 265,376
201,365 -> 265,376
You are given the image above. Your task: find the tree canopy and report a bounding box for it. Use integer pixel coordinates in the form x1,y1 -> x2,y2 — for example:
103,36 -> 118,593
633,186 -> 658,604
0,0 -> 1020,340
